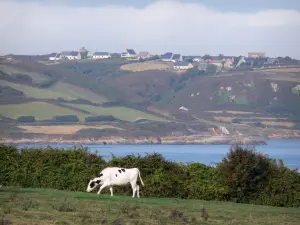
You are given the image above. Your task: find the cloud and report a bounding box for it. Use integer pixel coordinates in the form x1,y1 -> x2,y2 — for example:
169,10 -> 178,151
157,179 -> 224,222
0,0 -> 300,58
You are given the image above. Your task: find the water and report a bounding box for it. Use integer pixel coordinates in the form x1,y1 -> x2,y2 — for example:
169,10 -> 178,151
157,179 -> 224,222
16,139 -> 300,169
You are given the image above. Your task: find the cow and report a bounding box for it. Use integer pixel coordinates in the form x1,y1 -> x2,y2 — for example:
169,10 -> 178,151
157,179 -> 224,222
86,167 -> 144,198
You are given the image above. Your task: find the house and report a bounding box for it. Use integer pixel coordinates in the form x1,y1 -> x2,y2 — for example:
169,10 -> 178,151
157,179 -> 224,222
92,52 -> 111,59
121,49 -> 137,58
48,53 -> 60,61
161,52 -> 173,62
137,51 -> 152,59
173,61 -> 193,70
248,52 -> 265,58
193,57 -> 204,62
59,51 -> 81,60
171,54 -> 183,62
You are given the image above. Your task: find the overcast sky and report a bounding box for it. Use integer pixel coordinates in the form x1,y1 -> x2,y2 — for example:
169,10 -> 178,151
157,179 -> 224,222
1,0 -> 300,58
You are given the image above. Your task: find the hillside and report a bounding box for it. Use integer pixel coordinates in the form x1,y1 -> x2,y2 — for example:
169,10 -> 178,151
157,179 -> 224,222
1,57 -> 300,142
1,187 -> 300,225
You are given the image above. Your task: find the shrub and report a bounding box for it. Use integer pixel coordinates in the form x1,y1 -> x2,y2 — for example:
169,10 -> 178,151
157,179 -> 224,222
17,116 -> 36,123
85,115 -> 117,122
53,115 -> 79,123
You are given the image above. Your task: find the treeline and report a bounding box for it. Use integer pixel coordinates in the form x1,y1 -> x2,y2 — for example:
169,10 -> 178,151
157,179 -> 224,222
1,145 -> 299,207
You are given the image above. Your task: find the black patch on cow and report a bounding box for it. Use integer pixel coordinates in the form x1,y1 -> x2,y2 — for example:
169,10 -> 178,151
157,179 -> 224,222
98,173 -> 103,177
90,181 -> 95,188
118,169 -> 122,173
115,174 -> 118,177
121,168 -> 125,172
95,179 -> 101,184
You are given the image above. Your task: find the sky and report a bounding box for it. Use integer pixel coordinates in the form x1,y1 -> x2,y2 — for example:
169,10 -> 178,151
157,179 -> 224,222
0,0 -> 300,58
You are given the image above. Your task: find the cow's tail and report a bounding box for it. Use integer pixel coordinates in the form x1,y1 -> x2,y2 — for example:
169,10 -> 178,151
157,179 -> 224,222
138,169 -> 144,186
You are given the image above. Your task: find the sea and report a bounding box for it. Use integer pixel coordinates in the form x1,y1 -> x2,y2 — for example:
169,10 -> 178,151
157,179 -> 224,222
15,139 -> 300,169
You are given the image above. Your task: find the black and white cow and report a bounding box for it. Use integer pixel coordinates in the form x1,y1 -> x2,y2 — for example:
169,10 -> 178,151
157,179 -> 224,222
86,167 -> 144,198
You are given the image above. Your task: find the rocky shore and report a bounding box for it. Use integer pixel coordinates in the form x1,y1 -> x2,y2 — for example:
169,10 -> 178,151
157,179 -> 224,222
0,135 -> 269,145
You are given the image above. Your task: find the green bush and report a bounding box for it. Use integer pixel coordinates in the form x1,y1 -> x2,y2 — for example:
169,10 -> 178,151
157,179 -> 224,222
17,116 -> 36,123
0,144 -> 299,207
217,146 -> 300,207
53,115 -> 79,123
85,115 -> 117,122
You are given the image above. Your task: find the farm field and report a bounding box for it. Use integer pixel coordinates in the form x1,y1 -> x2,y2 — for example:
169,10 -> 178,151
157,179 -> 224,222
1,187 -> 300,225
0,64 -> 50,84
65,103 -> 167,122
18,124 -> 123,135
0,102 -> 88,121
48,81 -> 107,104
120,61 -> 172,72
0,80 -> 74,100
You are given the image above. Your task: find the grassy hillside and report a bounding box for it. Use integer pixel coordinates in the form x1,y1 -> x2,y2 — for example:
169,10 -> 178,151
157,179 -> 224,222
0,64 -> 50,84
1,187 -> 300,225
0,102 -> 88,121
65,103 -> 167,122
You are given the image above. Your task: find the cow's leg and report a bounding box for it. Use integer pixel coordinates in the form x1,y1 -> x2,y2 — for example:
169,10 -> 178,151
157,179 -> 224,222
97,183 -> 108,195
109,186 -> 113,196
137,185 -> 140,198
130,181 -> 137,198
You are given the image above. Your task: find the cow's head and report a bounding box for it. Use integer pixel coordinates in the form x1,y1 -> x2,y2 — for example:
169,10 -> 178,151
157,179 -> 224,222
86,177 -> 102,192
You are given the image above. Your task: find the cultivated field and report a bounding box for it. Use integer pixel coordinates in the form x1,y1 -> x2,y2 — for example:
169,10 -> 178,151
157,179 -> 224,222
66,103 -> 167,122
18,125 -> 123,135
1,187 -> 300,225
48,81 -> 107,104
0,102 -> 88,121
1,81 -> 74,100
121,61 -> 172,72
0,64 -> 50,84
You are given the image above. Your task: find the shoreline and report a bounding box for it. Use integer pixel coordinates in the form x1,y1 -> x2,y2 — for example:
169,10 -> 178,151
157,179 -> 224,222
1,133 -> 300,146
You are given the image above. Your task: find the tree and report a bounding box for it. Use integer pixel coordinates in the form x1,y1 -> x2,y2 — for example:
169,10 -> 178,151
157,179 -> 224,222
206,64 -> 217,75
202,54 -> 212,60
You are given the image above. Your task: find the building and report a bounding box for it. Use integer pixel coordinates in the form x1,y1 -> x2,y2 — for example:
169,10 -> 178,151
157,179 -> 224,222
137,51 -> 152,59
92,52 -> 111,59
161,52 -> 173,62
60,51 -> 81,60
171,54 -> 183,62
192,57 -> 204,62
121,49 -> 137,58
248,52 -> 266,58
173,61 -> 193,70
48,53 -> 59,61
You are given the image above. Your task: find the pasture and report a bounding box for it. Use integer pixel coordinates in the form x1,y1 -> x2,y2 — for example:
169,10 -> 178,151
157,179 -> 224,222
65,103 -> 167,122
0,64 -> 50,84
1,187 -> 299,225
48,81 -> 108,104
0,102 -> 88,121
1,81 -> 74,100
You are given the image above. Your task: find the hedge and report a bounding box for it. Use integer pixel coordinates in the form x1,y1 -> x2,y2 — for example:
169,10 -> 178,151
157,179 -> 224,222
0,144 -> 299,207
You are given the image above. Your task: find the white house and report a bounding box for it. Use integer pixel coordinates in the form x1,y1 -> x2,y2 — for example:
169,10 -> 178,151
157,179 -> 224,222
48,53 -> 60,61
60,51 -> 81,60
121,49 -> 137,58
173,62 -> 193,70
171,54 -> 183,62
92,52 -> 111,59
161,52 -> 173,62
137,51 -> 152,59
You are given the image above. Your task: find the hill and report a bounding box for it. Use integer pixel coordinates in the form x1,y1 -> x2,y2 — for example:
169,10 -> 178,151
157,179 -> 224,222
1,57 -> 300,142
1,187 -> 300,225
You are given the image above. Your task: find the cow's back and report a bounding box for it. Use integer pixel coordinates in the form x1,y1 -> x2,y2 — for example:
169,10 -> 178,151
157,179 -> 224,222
108,167 -> 139,186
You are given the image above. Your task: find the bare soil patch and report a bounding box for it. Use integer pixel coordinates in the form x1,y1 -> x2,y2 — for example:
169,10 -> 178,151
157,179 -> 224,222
18,125 -> 123,135
121,61 -> 172,72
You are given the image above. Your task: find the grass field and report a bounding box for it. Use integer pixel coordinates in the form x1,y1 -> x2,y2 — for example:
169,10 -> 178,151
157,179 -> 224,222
49,81 -> 107,104
1,81 -> 75,100
0,64 -> 50,83
18,125 -> 123,134
1,187 -> 300,225
0,102 -> 88,121
65,103 -> 167,122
